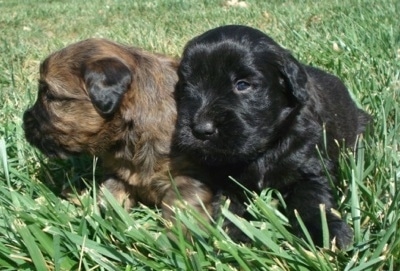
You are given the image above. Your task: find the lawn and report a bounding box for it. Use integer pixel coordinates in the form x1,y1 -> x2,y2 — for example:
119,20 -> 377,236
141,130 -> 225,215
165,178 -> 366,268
0,0 -> 399,270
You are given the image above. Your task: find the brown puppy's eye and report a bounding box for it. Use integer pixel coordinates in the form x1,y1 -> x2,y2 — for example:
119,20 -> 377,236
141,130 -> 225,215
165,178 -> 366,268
38,80 -> 54,101
235,80 -> 251,91
38,80 -> 47,92
45,92 -> 55,101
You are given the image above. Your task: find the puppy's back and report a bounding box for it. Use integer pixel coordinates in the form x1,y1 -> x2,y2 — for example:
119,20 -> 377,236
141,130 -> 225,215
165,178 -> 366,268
306,66 -> 370,147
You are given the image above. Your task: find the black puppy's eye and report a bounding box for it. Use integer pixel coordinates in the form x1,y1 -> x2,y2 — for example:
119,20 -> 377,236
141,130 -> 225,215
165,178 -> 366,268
235,80 -> 251,92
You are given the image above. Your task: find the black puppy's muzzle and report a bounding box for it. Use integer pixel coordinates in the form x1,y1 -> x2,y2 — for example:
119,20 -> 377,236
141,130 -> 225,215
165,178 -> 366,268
192,120 -> 218,140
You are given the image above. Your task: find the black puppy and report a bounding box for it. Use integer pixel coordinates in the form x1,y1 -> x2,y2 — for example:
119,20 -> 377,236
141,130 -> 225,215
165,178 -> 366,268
174,25 -> 370,248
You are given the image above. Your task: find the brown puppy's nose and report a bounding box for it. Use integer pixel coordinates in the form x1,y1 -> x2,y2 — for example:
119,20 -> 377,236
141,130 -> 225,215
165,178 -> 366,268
192,120 -> 217,140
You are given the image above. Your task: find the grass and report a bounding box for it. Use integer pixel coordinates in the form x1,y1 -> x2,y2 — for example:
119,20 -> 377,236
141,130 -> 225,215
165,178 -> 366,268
0,0 -> 399,270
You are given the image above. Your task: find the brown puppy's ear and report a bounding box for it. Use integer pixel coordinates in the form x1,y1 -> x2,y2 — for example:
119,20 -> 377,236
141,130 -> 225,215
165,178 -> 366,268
280,54 -> 309,105
82,57 -> 132,116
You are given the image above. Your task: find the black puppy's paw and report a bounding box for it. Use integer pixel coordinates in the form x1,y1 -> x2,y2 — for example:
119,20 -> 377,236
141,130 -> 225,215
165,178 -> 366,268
291,210 -> 353,249
328,219 -> 353,249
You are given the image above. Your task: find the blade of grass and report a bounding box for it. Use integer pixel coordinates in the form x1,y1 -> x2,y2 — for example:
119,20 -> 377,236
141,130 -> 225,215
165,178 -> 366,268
319,204 -> 330,249
13,219 -> 48,271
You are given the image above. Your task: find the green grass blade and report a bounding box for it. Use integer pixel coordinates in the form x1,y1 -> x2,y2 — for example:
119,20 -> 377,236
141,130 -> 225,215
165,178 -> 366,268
13,219 -> 48,271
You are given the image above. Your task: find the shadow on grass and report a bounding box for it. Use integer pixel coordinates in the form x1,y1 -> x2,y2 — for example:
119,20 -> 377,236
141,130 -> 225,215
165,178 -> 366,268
34,153 -> 101,198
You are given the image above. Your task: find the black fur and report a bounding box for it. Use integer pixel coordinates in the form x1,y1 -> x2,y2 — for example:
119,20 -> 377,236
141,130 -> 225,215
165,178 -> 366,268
174,25 -> 370,248
82,57 -> 132,116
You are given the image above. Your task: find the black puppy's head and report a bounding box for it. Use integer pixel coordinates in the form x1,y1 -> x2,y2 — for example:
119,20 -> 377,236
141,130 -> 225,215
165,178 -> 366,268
175,25 -> 310,164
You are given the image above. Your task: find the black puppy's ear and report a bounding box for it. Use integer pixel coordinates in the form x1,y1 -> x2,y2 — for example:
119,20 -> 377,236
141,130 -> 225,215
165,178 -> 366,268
82,57 -> 132,116
280,54 -> 309,104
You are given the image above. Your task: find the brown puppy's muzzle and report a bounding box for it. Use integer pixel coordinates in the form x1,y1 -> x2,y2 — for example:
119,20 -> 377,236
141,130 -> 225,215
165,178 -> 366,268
23,105 -> 71,158
23,105 -> 44,144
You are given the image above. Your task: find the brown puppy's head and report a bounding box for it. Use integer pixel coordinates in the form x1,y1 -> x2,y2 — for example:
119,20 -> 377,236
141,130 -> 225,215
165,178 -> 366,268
23,39 -> 178,160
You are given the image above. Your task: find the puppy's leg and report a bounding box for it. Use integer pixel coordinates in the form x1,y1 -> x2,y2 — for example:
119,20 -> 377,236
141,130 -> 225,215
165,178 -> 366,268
286,180 -> 353,248
215,192 -> 253,243
162,176 -> 213,231
101,177 -> 136,210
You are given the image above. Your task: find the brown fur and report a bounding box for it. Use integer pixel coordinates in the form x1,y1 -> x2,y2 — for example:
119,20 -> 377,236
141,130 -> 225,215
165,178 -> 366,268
23,38 -> 212,221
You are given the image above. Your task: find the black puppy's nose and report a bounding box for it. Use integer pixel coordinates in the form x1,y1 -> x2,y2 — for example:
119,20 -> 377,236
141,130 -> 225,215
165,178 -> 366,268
192,121 -> 217,139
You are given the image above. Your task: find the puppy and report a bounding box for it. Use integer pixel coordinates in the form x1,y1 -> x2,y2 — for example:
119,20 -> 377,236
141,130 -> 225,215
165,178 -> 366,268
23,38 -> 213,222
174,25 -> 370,248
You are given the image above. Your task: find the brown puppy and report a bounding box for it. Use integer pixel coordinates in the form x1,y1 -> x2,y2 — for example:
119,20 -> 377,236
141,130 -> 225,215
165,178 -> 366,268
23,38 -> 212,221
